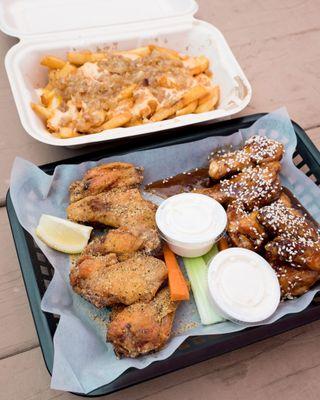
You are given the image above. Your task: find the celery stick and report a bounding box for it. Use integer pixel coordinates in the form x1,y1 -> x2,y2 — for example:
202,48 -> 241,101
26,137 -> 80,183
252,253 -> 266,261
183,255 -> 224,325
203,244 -> 219,265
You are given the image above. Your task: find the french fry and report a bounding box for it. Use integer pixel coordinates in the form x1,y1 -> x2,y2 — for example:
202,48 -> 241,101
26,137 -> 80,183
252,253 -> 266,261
117,84 -> 137,100
127,46 -> 151,57
93,112 -> 132,132
195,86 -> 220,113
40,55 -> 66,69
180,85 -> 208,107
114,51 -> 140,61
44,83 -> 53,91
184,55 -> 209,75
33,44 -> 220,137
58,127 -> 79,138
40,89 -> 62,110
152,86 -> 208,121
149,44 -> 183,60
77,110 -> 107,133
91,52 -> 108,62
157,75 -> 178,88
67,51 -> 107,66
31,103 -> 52,120
132,98 -> 158,119
67,51 -> 90,65
50,95 -> 62,110
195,99 -> 215,113
108,98 -> 134,119
52,62 -> 77,79
148,99 -> 158,115
198,85 -> 219,105
91,110 -> 107,127
191,57 -> 209,75
150,104 -> 178,122
124,117 -> 143,127
176,100 -> 198,116
40,89 -> 54,107
136,104 -> 151,119
198,88 -> 212,105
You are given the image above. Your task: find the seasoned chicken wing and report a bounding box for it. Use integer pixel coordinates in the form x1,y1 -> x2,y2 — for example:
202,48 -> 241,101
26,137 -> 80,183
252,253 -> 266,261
257,193 -> 318,238
209,135 -> 284,180
227,202 -> 267,251
69,162 -> 144,203
70,254 -> 167,308
271,263 -> 319,298
197,162 -> 281,210
258,193 -> 320,270
265,237 -> 320,271
67,188 -> 157,229
80,226 -> 162,261
107,287 -> 178,358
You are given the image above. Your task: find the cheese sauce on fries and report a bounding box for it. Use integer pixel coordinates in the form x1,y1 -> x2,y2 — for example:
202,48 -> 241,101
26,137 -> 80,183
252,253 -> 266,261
32,45 -> 220,138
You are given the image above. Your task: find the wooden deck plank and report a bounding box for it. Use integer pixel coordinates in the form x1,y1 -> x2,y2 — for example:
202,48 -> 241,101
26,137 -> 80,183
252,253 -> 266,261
305,127 -> 320,149
2,321 -> 320,400
0,208 -> 38,359
197,0 -> 320,47
233,27 -> 320,128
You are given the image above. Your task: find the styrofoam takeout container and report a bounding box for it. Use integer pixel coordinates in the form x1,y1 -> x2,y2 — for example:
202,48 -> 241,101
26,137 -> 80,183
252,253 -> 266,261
0,0 -> 252,147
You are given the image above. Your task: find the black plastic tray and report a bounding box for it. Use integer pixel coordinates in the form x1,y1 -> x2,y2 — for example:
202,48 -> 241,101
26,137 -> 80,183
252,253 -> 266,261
6,113 -> 320,397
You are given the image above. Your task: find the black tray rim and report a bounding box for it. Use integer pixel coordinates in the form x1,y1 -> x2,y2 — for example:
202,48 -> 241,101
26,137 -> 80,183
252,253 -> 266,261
5,112 -> 320,397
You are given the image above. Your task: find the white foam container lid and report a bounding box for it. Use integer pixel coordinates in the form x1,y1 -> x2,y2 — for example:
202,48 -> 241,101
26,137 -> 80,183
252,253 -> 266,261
0,0 -> 252,147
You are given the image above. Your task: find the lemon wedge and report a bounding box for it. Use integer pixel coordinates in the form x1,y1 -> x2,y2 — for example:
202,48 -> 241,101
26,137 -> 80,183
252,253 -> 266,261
36,214 -> 93,254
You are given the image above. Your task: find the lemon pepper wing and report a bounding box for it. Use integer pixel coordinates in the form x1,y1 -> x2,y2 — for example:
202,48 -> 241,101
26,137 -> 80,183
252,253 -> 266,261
67,188 -> 157,229
80,226 -> 162,261
70,254 -> 167,308
69,162 -> 143,203
107,287 -> 178,358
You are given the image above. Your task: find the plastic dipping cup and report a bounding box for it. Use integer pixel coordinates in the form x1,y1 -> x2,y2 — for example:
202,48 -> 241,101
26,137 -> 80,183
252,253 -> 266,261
155,193 -> 227,257
208,248 -> 281,324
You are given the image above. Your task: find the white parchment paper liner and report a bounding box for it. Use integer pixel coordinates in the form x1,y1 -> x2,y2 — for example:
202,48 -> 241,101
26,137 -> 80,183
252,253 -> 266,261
10,109 -> 320,394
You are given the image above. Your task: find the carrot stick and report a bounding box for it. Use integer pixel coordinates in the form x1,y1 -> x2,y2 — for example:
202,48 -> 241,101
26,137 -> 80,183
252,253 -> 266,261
163,244 -> 190,301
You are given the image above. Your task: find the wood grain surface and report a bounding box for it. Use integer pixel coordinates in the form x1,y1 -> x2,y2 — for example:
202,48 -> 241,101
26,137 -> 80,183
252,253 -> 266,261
1,0 -> 320,399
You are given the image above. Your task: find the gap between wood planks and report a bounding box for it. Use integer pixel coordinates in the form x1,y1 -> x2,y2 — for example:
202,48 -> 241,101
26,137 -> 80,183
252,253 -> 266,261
0,343 -> 39,362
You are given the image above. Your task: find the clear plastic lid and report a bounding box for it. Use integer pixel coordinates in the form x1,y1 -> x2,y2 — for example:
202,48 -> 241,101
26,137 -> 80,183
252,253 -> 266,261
0,0 -> 198,38
208,248 -> 280,324
156,193 -> 227,244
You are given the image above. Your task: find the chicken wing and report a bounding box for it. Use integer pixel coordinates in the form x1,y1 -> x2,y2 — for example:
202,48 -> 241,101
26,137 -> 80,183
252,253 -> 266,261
258,193 -> 320,270
80,226 -> 162,261
265,237 -> 320,271
70,254 -> 167,308
67,188 -> 157,229
271,262 -> 319,298
209,136 -> 284,180
69,162 -> 144,203
227,202 -> 268,251
257,192 -> 318,238
197,162 -> 282,210
107,287 -> 178,358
